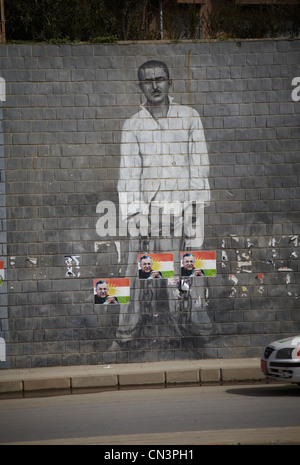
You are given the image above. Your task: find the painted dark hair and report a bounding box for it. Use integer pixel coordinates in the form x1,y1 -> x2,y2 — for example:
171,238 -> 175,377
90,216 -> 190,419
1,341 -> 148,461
138,60 -> 169,81
182,253 -> 195,263
95,280 -> 108,289
139,254 -> 152,264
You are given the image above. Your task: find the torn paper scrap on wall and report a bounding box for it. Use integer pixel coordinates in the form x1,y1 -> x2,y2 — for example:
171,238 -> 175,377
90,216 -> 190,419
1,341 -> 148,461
237,261 -> 252,272
268,238 -> 276,247
257,273 -> 264,283
26,257 -> 37,267
0,77 -> 6,101
229,274 -> 238,285
247,239 -> 254,248
257,286 -> 264,295
114,241 -> 121,263
94,241 -> 121,262
229,287 -> 237,298
0,337 -> 5,361
94,241 -> 111,252
65,255 -> 80,277
222,251 -> 228,267
289,235 -> 298,247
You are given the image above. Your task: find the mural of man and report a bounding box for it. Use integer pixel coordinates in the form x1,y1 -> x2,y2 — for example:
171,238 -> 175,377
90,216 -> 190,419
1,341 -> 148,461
112,60 -> 212,347
118,59 -> 210,241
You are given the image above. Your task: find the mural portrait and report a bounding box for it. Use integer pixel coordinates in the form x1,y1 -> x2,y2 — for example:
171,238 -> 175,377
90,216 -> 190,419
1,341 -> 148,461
110,60 -> 213,350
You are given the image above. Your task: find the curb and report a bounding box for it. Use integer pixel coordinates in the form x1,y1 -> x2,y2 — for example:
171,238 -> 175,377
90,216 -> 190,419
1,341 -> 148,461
0,365 -> 265,398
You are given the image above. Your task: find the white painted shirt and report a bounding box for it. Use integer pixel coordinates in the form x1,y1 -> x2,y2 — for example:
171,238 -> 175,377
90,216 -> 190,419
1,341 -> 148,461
118,98 -> 210,233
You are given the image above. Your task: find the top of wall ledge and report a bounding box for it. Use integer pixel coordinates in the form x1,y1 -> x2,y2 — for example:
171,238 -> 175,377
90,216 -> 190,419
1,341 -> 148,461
0,36 -> 299,46
0,37 -> 298,58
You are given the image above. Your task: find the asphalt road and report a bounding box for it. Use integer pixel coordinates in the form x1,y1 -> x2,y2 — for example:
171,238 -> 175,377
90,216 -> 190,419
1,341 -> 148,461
1,383 -> 300,445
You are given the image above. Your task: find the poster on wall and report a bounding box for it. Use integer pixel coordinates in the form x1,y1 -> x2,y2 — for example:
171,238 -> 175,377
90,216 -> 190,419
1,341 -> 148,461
138,253 -> 174,279
0,337 -> 5,362
180,251 -> 216,277
0,260 -> 4,287
94,278 -> 130,304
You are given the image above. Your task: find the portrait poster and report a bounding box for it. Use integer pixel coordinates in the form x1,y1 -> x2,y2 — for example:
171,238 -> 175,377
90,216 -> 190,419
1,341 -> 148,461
138,253 -> 174,280
94,278 -> 130,304
180,251 -> 216,277
0,260 -> 4,287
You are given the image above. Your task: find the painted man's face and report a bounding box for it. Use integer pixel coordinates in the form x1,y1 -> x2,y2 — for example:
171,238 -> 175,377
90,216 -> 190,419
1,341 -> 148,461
96,283 -> 108,298
183,256 -> 195,271
140,258 -> 153,273
139,66 -> 171,106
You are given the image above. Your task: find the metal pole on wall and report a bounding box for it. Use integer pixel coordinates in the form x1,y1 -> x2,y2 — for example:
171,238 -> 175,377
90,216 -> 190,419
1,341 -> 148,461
159,0 -> 163,39
0,0 -> 6,45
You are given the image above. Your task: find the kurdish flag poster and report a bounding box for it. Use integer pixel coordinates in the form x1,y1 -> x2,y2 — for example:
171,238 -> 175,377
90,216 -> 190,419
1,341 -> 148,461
94,278 -> 130,304
138,253 -> 174,279
180,251 -> 216,277
0,261 -> 4,287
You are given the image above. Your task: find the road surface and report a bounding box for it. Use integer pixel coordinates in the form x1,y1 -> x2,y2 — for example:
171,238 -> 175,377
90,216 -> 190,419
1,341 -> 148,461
1,383 -> 300,445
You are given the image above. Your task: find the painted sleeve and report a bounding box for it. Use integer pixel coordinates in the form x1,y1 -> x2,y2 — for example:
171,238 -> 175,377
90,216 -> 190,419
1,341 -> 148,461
118,118 -> 146,223
188,109 -> 210,205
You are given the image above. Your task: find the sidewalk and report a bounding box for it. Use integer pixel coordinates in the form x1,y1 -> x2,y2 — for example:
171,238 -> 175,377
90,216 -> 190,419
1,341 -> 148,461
0,358 -> 267,398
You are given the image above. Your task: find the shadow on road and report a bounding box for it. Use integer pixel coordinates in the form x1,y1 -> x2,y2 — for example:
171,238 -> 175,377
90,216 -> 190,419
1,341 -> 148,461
226,383 -> 300,397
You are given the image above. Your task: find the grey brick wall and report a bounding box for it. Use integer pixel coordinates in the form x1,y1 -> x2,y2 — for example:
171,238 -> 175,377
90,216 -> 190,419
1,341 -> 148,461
0,76 -> 8,367
0,39 -> 299,368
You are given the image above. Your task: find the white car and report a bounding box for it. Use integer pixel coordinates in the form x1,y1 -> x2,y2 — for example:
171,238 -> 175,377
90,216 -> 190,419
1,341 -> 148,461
261,336 -> 300,385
